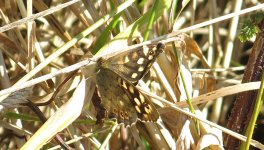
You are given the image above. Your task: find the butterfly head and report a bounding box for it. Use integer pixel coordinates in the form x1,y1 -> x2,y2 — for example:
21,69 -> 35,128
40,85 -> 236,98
95,57 -> 108,74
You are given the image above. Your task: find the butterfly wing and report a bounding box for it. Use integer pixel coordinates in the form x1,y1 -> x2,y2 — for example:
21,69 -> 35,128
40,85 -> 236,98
95,68 -> 159,126
94,43 -> 163,125
100,43 -> 165,83
117,75 -> 159,122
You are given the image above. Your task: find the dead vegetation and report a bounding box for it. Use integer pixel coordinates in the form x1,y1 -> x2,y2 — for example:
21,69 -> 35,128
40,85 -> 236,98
0,0 -> 263,149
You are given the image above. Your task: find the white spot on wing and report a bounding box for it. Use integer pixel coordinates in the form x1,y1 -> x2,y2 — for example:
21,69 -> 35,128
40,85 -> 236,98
148,55 -> 153,60
122,80 -> 127,89
138,66 -> 144,72
139,94 -> 145,103
137,58 -> 144,64
124,56 -> 130,63
129,85 -> 134,93
134,98 -> 141,105
131,73 -> 138,79
119,101 -> 125,106
135,105 -> 141,113
143,46 -> 150,56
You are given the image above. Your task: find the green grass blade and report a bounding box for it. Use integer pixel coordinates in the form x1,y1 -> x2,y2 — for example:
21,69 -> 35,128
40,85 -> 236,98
241,71 -> 264,150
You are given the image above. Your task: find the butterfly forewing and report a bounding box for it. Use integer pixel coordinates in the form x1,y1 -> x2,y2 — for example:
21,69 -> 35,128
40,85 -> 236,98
100,43 -> 165,83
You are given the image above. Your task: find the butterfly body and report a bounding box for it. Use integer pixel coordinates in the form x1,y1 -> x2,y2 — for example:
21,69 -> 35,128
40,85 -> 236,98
94,43 -> 165,126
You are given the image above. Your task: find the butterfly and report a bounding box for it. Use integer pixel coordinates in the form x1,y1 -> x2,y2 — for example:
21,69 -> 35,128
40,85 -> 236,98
93,43 -> 165,126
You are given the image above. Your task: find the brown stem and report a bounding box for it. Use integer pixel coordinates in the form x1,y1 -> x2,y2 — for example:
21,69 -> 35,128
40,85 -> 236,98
225,20 -> 264,149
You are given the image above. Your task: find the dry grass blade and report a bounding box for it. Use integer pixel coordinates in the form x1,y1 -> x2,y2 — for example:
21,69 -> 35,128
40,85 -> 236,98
0,1 -> 264,150
21,76 -> 87,149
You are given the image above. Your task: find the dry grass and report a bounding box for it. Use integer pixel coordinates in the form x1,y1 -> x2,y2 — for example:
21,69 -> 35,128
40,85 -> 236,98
0,0 -> 263,149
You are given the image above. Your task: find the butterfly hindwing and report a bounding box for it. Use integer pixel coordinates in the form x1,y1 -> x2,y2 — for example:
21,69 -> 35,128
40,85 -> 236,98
117,77 -> 159,122
95,69 -> 143,125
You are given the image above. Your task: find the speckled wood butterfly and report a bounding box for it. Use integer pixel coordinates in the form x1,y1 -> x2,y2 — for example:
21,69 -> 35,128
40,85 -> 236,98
93,43 -> 165,126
